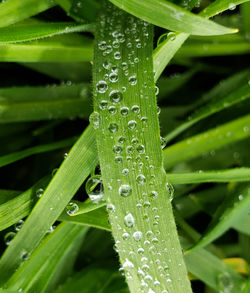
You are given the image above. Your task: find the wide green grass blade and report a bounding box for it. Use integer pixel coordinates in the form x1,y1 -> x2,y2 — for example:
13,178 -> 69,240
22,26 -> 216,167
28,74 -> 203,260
4,223 -> 88,293
183,237 -> 246,292
0,137 -> 77,168
0,36 -> 93,62
164,114 -> 250,169
92,3 -> 192,293
166,168 -> 250,184
109,0 -> 238,36
0,23 -> 94,44
0,189 -> 20,205
0,0 -> 56,28
165,80 -> 250,142
58,208 -> 110,231
0,125 -> 98,284
153,0 -> 246,80
188,184 -> 250,251
21,62 -> 91,82
0,83 -> 91,122
0,176 -> 50,231
55,267 -> 126,293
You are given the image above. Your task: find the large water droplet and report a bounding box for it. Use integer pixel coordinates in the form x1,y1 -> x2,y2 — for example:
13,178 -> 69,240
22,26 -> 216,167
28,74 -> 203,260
119,184 -> 132,197
4,232 -> 16,245
108,123 -> 118,133
128,120 -> 137,130
136,174 -> 146,184
85,175 -> 104,204
89,112 -> 101,130
133,231 -> 143,241
109,90 -> 123,104
36,188 -> 44,198
96,80 -> 108,93
66,202 -> 79,215
121,107 -> 129,116
124,213 -> 135,227
14,220 -> 24,231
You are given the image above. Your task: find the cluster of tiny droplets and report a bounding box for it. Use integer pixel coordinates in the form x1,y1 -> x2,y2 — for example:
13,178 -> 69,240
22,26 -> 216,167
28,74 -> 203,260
89,3 -> 188,293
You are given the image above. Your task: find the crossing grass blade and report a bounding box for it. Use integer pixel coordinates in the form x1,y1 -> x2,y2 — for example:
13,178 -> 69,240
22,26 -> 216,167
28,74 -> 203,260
0,23 -> 94,44
109,0 -> 238,36
0,84 -> 91,122
0,0 -> 56,28
188,184 -> 250,252
166,168 -> 250,184
0,125 -> 98,284
0,137 -> 77,168
165,80 -> 250,142
3,223 -> 88,293
153,0 -> 246,80
0,35 -> 93,62
164,114 -> 250,169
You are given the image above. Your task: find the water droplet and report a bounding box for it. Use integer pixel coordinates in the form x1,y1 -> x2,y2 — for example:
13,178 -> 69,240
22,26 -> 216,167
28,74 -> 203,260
108,123 -> 118,133
108,105 -> 117,115
66,202 -> 79,215
109,72 -> 118,83
126,145 -> 134,154
115,156 -> 123,163
141,116 -> 148,123
118,136 -> 126,144
123,258 -> 134,269
96,80 -> 108,93
150,191 -> 158,199
160,137 -> 167,149
99,100 -> 108,110
36,188 -> 44,198
21,251 -> 30,261
122,168 -> 129,175
120,107 -> 129,116
85,175 -> 104,204
131,105 -> 140,114
114,51 -> 121,60
228,3 -> 236,10
138,247 -> 144,254
109,90 -> 123,104
14,220 -> 24,231
119,184 -> 132,197
124,213 -> 135,227
136,174 -> 146,184
137,144 -> 145,154
89,112 -> 101,130
128,120 -> 137,130
64,152 -> 68,159
167,32 -> 176,41
166,182 -> 174,201
4,232 -> 16,245
133,231 -> 143,241
129,75 -> 137,85
122,232 -> 130,240
98,40 -> 107,51
218,272 -> 234,293
113,145 -> 123,154
155,86 -> 159,95
106,203 -> 116,213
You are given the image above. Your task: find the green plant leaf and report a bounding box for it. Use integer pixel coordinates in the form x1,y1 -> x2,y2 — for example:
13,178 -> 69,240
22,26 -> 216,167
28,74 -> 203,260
0,125 -> 98,284
109,0 -> 238,36
4,223 -> 88,293
0,83 -> 91,122
0,176 -> 50,231
92,3 -> 192,293
189,184 -> 250,251
0,137 -> 77,168
166,168 -> 250,184
165,79 -> 250,142
0,22 -> 94,44
0,35 -> 93,62
164,114 -> 250,169
0,0 -> 56,28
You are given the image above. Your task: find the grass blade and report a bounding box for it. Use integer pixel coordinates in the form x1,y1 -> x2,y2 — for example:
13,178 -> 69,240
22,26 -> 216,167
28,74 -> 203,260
109,0 -> 237,36
0,176 -> 50,231
189,184 -> 250,251
0,36 -> 93,62
0,23 -> 94,44
165,80 -> 250,142
166,168 -> 250,184
0,0 -> 56,28
92,3 -> 192,292
0,83 -> 91,122
0,137 -> 77,168
164,114 -> 250,169
0,125 -> 98,284
4,223 -> 88,293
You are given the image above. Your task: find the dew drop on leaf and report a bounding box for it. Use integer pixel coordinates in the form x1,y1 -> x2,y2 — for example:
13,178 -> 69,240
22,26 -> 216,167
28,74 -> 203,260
96,80 -> 108,93
4,232 -> 16,246
66,202 -> 79,215
109,90 -> 123,103
119,184 -> 132,197
124,213 -> 135,227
